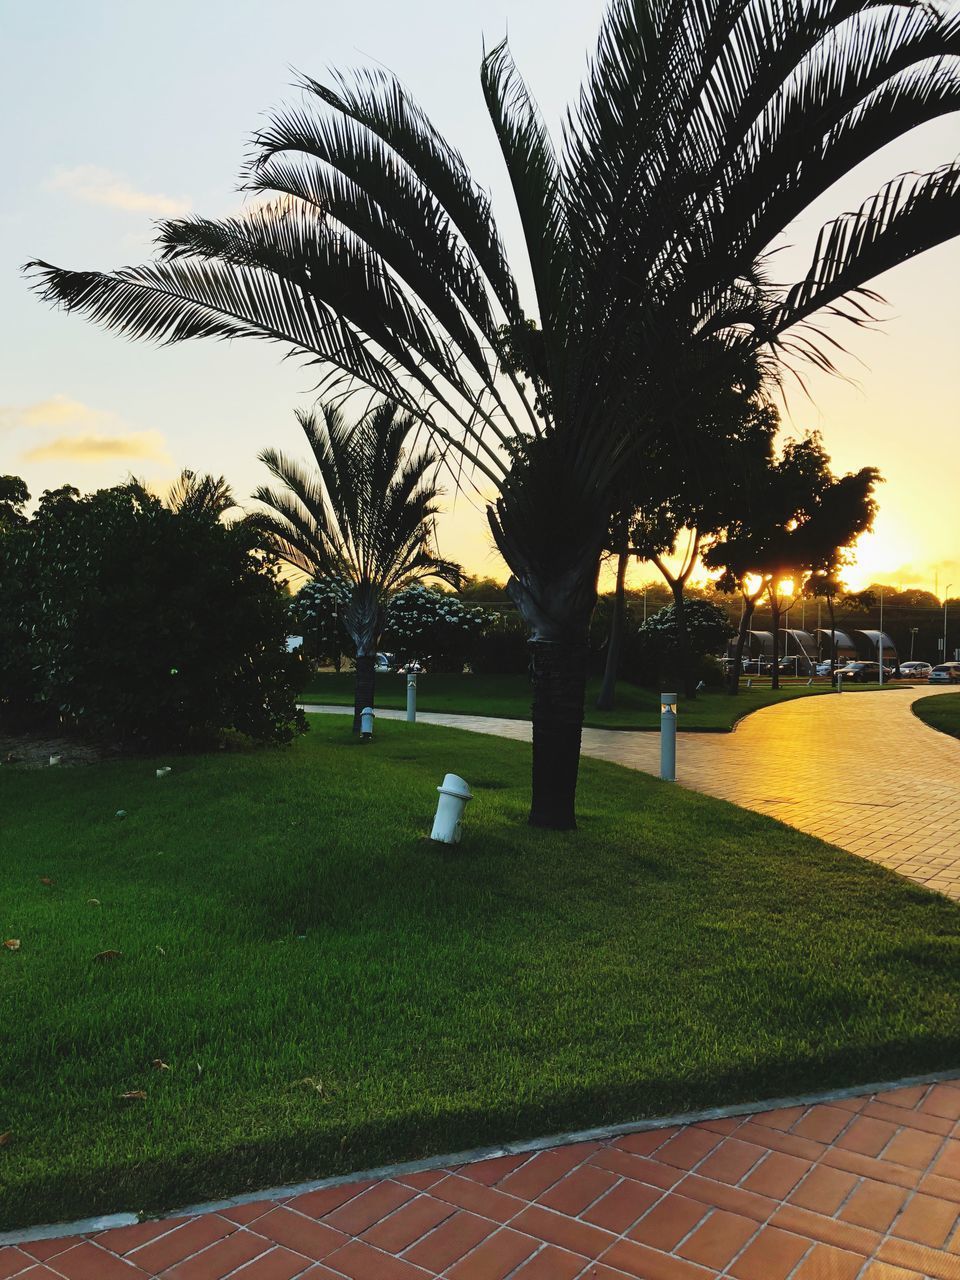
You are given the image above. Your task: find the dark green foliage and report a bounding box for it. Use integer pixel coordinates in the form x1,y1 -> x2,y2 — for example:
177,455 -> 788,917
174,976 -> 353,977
382,585 -> 489,672
290,576 -> 352,670
631,599 -> 735,689
0,475 -> 30,530
0,481 -> 306,748
3,717 -> 960,1227
469,614 -> 531,674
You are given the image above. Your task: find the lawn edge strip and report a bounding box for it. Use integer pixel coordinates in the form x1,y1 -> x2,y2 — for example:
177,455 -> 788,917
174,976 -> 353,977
911,690 -> 960,742
5,1065 -> 960,1247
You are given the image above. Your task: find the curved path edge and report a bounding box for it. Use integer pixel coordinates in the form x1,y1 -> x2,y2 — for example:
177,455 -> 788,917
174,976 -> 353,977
304,686 -> 960,900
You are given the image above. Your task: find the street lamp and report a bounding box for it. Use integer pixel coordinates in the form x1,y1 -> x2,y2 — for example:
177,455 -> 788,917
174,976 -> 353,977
910,627 -> 918,660
946,585 -> 953,662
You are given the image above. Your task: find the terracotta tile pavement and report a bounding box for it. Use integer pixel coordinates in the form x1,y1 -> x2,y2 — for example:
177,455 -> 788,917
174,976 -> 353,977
6,1081 -> 960,1278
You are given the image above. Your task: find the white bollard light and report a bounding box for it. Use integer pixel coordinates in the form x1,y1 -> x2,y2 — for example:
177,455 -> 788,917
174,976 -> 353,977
406,672 -> 417,723
361,706 -> 375,740
431,773 -> 472,844
49,754 -> 61,766
156,767 -> 172,779
660,694 -> 677,781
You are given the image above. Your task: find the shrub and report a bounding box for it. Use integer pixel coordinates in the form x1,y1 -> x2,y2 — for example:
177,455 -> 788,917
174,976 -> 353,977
470,614 -> 531,674
291,576 -> 352,670
0,480 -> 306,748
627,598 -> 734,689
383,586 -> 490,673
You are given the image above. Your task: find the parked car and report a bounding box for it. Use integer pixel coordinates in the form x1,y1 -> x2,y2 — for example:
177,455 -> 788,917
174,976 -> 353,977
899,661 -> 932,679
832,661 -> 894,684
815,660 -> 833,676
374,652 -> 396,673
742,658 -> 772,674
929,662 -> 960,684
399,658 -> 426,674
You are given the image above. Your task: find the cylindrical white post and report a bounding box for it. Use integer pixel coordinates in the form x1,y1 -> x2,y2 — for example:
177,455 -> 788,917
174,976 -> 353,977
361,706 -> 375,740
406,672 -> 417,723
431,773 -> 472,843
660,693 -> 677,782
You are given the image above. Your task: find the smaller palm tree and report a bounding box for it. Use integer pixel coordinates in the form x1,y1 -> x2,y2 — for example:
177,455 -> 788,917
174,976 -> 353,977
255,401 -> 460,729
166,469 -> 236,521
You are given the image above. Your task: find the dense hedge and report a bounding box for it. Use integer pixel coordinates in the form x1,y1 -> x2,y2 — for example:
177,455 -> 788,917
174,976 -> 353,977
0,481 -> 306,749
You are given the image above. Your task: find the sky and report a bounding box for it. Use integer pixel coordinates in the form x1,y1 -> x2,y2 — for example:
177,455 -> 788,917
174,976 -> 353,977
2,0 -> 959,595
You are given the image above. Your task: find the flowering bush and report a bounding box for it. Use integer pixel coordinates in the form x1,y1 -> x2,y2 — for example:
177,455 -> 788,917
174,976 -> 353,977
629,598 -> 733,688
383,586 -> 490,672
291,576 -> 352,670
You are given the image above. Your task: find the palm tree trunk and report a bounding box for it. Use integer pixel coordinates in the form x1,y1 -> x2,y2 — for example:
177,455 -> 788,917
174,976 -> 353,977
596,547 -> 629,711
499,550 -> 601,831
353,654 -> 376,733
529,639 -> 588,829
728,597 -> 756,694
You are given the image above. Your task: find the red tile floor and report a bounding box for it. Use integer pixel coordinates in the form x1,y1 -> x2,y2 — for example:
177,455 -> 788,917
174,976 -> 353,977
6,1080 -> 960,1279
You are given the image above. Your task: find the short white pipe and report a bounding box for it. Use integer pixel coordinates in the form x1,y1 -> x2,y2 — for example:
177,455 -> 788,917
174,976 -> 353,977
49,754 -> 61,766
431,773 -> 472,844
361,706 -> 375,739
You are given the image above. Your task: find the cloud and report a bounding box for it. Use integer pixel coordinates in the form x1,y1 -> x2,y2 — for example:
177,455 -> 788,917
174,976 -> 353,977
45,165 -> 190,217
0,394 -> 111,431
22,431 -> 170,464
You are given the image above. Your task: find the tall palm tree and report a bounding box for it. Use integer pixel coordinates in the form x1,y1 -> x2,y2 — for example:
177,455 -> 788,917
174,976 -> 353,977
254,400 -> 460,729
26,0 -> 960,826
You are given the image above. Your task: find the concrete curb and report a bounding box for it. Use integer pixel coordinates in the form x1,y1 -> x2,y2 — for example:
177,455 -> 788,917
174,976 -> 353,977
5,1065 -> 960,1245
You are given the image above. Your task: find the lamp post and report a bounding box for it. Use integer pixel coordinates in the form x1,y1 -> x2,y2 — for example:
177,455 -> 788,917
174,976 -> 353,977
946,585 -> 953,663
878,586 -> 884,686
910,627 -> 918,661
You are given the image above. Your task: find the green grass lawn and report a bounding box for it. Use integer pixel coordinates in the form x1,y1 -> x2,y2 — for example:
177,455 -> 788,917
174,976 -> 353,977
3,717 -> 959,1229
913,691 -> 960,740
299,672 -> 848,730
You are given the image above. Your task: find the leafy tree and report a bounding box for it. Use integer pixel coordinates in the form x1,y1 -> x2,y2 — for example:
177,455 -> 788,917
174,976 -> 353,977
27,0 -> 960,825
598,383 -> 778,707
383,586 -> 489,672
291,575 -> 352,670
0,476 -> 29,531
0,481 -> 305,746
706,436 -> 880,691
253,401 -> 460,729
634,599 -> 734,691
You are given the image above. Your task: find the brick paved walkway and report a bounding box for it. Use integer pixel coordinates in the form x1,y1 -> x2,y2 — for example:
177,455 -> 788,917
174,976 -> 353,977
6,1080 -> 960,1278
305,686 -> 960,899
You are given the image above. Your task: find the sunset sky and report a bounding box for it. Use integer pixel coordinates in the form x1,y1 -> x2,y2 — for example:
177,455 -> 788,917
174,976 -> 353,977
3,0 -> 958,595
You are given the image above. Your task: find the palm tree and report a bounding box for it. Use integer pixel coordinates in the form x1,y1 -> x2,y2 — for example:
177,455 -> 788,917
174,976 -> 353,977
254,400 -> 460,729
26,0 -> 960,826
166,469 -> 236,520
